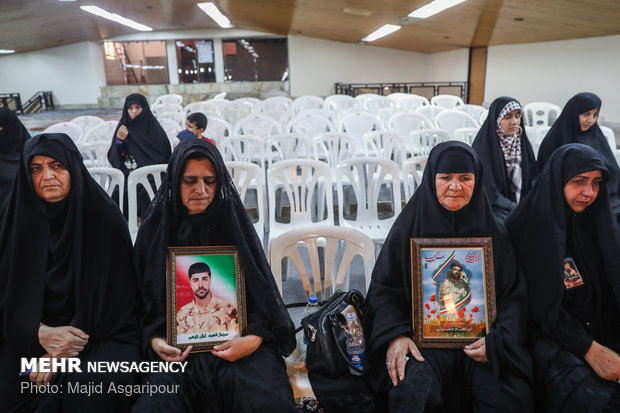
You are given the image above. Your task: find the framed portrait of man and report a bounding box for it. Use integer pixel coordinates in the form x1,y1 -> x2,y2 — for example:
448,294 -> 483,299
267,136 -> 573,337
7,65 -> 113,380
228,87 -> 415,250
410,238 -> 496,348
166,246 -> 246,352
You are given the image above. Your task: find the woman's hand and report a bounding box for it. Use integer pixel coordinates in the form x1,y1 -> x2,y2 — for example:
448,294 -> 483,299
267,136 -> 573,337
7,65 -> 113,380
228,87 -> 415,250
464,337 -> 487,362
38,323 -> 89,358
29,353 -> 55,386
117,125 -> 129,140
212,335 -> 263,362
386,336 -> 424,386
151,337 -> 192,362
585,340 -> 620,381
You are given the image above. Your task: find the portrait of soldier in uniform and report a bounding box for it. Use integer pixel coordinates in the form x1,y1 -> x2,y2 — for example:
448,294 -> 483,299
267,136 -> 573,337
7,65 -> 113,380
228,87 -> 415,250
438,260 -> 472,314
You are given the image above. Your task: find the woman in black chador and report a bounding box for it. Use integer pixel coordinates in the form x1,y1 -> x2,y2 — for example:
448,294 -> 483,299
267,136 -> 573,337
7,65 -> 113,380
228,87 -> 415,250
0,133 -> 141,412
537,92 -> 620,222
107,93 -> 172,215
0,107 -> 30,213
132,139 -> 297,412
366,141 -> 533,412
472,96 -> 537,220
506,144 -> 620,412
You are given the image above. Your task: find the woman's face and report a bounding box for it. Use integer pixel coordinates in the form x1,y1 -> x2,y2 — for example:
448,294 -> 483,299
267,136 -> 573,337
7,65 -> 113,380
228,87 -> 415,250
127,104 -> 143,120
29,155 -> 71,202
435,173 -> 475,211
180,158 -> 217,215
563,170 -> 602,213
579,108 -> 599,132
499,109 -> 521,136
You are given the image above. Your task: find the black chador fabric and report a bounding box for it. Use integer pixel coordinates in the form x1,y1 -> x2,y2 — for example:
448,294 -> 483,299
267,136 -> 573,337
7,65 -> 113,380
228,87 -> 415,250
472,96 -> 537,220
537,92 -> 620,221
0,107 -> 30,213
132,139 -> 296,412
0,133 -> 141,412
107,93 -> 171,175
506,144 -> 620,412
366,141 -> 533,412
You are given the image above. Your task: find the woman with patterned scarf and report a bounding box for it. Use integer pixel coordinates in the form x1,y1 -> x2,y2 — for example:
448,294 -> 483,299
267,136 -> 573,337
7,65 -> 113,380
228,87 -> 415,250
472,97 -> 538,220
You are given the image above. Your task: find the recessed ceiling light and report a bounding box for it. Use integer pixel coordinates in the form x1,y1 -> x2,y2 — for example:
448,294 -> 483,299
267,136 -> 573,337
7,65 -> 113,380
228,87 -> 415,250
361,24 -> 401,42
197,2 -> 233,29
81,6 -> 152,31
409,0 -> 467,19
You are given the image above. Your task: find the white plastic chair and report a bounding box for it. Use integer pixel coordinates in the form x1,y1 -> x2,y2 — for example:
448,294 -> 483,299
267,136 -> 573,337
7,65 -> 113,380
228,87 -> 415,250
431,95 -> 464,109
613,150 -> 620,167
362,131 -> 407,167
416,105 -> 446,122
338,110 -> 384,153
395,94 -> 430,111
127,164 -> 167,242
226,161 -> 266,241
388,112 -> 434,134
453,127 -> 480,145
261,110 -> 294,133
184,101 -> 211,115
266,159 -> 334,249
335,157 -> 402,247
363,95 -> 393,114
233,114 -> 283,137
153,94 -> 182,106
324,94 -> 360,117
312,132 -> 357,168
219,135 -> 266,170
600,125 -> 616,151
70,116 -> 104,137
151,103 -> 184,115
156,112 -> 185,130
269,225 -> 376,299
410,129 -> 452,156
157,118 -> 183,150
258,96 -> 293,112
522,102 -> 562,127
479,110 -> 489,125
78,141 -> 112,168
266,134 -> 311,166
292,96 -> 325,113
43,122 -> 83,143
204,116 -> 232,145
83,120 -> 118,144
88,167 -> 124,211
402,156 -> 428,200
434,110 -> 479,137
455,105 -> 487,122
286,111 -> 336,136
201,99 -> 230,118
377,107 -> 407,128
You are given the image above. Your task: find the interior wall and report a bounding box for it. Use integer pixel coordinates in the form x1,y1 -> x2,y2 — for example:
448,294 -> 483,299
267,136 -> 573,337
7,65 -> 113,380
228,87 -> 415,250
486,34 -> 620,123
0,41 -> 106,107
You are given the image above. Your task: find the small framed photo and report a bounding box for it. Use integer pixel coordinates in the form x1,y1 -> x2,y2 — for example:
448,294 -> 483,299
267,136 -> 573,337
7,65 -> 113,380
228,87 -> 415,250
166,246 -> 246,352
410,238 -> 496,348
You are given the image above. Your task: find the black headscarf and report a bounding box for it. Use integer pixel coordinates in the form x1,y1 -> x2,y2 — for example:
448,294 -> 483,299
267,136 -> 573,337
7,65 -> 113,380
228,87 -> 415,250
107,93 -> 171,175
366,141 -> 531,389
134,139 -> 295,357
506,144 -> 620,358
472,96 -> 538,220
0,133 -> 140,356
537,92 -> 620,220
0,108 -> 30,213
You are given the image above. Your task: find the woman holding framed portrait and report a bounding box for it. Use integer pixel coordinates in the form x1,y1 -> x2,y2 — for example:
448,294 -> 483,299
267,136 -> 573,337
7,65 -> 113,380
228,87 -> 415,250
366,141 -> 533,412
132,139 -> 297,412
506,143 -> 620,412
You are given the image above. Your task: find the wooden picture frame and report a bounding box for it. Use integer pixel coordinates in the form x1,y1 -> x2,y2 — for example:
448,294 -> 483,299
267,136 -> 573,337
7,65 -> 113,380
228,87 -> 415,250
410,237 -> 496,348
166,246 -> 246,352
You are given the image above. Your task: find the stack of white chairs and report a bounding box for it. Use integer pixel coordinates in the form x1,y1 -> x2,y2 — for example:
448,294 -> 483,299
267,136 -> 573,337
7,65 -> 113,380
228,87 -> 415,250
434,110 -> 479,137
153,94 -> 182,106
88,167 -> 124,211
43,122 -> 84,143
292,96 -> 325,113
430,94 -> 464,109
522,102 -> 562,127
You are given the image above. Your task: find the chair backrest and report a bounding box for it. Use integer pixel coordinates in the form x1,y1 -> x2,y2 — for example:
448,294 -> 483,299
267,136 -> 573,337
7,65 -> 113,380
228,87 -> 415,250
388,112 -> 434,134
219,135 -> 266,168
363,95 -> 393,114
362,131 -> 407,167
201,99 -> 230,118
599,125 -> 616,151
395,94 -> 430,111
338,110 -> 384,152
292,95 -> 325,113
127,164 -> 167,242
156,111 -> 185,129
402,155 -> 428,200
154,94 -> 183,106
479,109 -> 489,125
78,141 -> 112,168
233,113 -> 282,137
88,166 -> 124,211
377,107 -> 407,127
157,117 -> 183,150
269,225 -> 375,299
266,134 -> 311,166
286,111 -> 336,136
204,116 -> 232,145
184,101 -> 209,115
335,157 -> 402,243
43,122 -> 83,142
522,102 -> 562,127
453,127 -> 480,145
455,104 -> 487,122
434,109 -> 479,136
257,96 -> 293,112
614,149 -> 620,167
225,161 -> 266,238
324,94 -> 360,114
151,103 -> 184,115
266,159 -> 334,244
312,132 -> 357,168
83,120 -> 118,143
430,94 -> 464,109
416,105 -> 446,121
260,110 -> 294,132
410,128 -> 452,156
70,116 -> 105,137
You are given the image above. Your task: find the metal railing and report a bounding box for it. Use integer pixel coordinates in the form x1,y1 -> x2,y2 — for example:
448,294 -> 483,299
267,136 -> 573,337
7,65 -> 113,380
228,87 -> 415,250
0,93 -> 23,113
334,81 -> 468,101
22,91 -> 55,114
